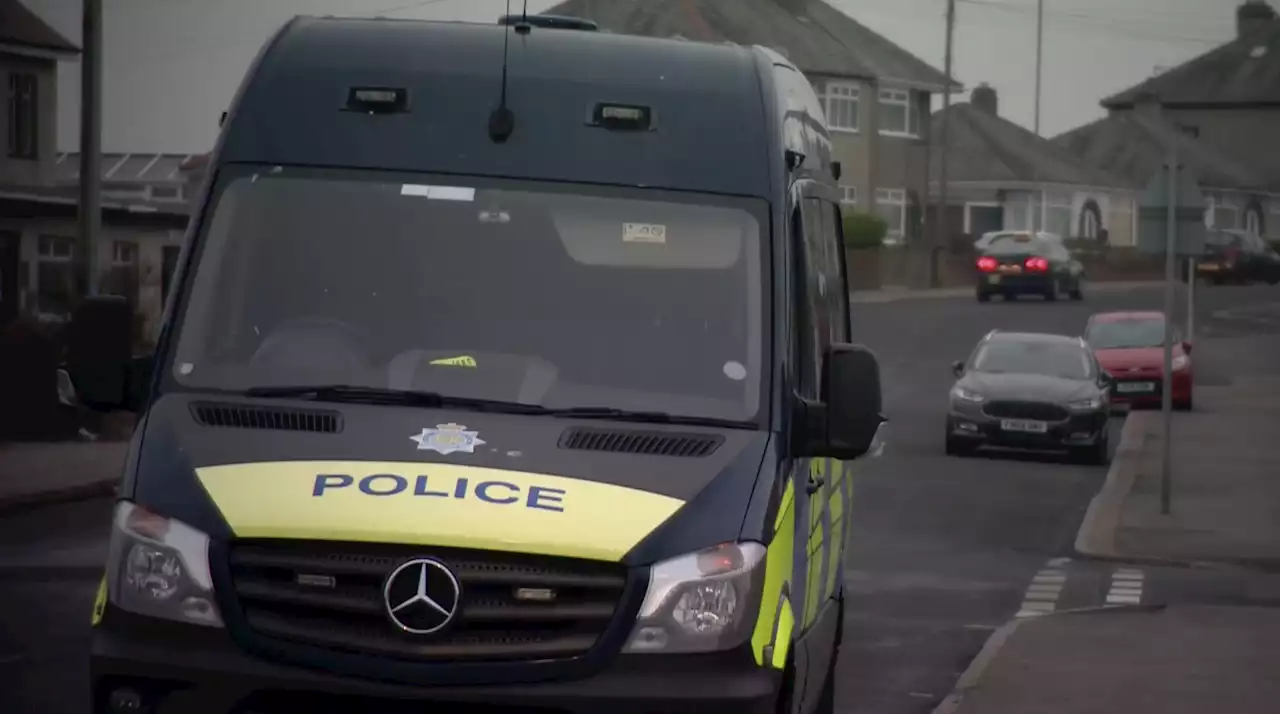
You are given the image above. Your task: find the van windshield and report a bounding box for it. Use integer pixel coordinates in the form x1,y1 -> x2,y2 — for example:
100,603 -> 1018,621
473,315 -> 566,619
170,166 -> 768,423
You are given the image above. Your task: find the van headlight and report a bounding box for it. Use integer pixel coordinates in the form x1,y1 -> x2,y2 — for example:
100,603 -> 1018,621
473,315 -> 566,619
106,501 -> 223,627
623,542 -> 766,654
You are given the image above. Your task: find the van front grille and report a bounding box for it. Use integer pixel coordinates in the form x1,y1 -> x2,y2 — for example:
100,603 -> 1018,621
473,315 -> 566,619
226,541 -> 626,663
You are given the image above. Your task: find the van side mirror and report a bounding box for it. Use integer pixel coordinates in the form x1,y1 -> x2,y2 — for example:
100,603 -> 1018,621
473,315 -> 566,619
951,360 -> 965,377
816,343 -> 885,460
65,296 -> 150,412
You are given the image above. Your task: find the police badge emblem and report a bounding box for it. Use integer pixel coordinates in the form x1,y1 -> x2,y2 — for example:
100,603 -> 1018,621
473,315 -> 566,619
410,423 -> 486,455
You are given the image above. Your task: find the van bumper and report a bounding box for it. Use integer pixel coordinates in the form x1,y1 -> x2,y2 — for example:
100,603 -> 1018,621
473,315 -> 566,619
90,614 -> 782,714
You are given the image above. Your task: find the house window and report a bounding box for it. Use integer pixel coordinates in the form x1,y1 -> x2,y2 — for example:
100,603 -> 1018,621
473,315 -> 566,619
1043,193 -> 1073,237
819,82 -> 860,132
150,185 -> 182,201
36,236 -> 75,315
840,185 -> 858,206
105,240 -> 140,302
878,88 -> 916,137
1211,197 -> 1239,230
7,72 -> 38,159
112,241 -> 137,265
874,188 -> 907,236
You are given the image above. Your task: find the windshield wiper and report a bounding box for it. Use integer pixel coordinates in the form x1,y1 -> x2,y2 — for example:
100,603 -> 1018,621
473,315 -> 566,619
242,384 -> 548,414
548,406 -> 751,429
242,386 -> 751,428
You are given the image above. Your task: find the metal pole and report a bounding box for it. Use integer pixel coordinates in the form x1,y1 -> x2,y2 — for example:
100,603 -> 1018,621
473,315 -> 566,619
1160,141 -> 1177,516
1186,257 -> 1196,342
936,0 -> 956,287
79,0 -> 103,297
1034,0 -> 1044,135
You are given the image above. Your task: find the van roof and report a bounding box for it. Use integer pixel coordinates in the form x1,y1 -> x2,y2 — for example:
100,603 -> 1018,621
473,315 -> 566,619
218,16 -> 774,197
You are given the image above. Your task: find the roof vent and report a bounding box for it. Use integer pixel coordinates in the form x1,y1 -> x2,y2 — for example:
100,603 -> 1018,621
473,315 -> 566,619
558,426 -> 723,457
1237,0 -> 1277,38
191,402 -> 342,433
971,82 -> 998,116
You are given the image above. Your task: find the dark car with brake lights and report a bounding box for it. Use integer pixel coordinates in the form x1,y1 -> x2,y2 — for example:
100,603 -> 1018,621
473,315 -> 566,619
1085,311 -> 1193,411
975,233 -> 1085,303
1195,229 -> 1280,285
946,331 -> 1112,464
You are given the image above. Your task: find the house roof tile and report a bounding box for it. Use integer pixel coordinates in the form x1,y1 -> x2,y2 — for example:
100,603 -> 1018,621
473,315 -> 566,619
541,0 -> 957,90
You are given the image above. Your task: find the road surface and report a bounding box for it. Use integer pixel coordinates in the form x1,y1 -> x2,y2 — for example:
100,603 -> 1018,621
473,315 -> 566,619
2,283 -> 1278,714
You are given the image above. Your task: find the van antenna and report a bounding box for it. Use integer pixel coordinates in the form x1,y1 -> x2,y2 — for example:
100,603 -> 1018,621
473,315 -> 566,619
488,0 -> 529,143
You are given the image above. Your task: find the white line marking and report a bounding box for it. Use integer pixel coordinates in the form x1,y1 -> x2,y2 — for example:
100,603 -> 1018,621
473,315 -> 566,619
1105,567 -> 1145,606
1014,558 -> 1070,619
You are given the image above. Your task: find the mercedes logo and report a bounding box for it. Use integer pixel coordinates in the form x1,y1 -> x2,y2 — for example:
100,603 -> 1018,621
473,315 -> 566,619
382,558 -> 462,635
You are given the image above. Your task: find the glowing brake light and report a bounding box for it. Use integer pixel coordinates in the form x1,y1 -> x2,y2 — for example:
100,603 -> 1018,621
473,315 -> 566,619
977,256 -> 998,271
1025,257 -> 1049,272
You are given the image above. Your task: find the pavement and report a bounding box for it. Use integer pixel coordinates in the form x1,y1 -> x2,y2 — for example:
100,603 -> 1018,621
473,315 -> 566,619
0,440 -> 126,516
934,298 -> 1280,714
934,606 -> 1280,714
1,283 -> 1278,714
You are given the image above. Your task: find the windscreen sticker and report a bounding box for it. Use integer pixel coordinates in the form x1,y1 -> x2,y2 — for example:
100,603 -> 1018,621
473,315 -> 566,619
410,423 -> 486,455
623,222 -> 667,244
429,355 -> 477,368
194,461 -> 687,561
723,361 -> 747,381
400,184 -> 476,202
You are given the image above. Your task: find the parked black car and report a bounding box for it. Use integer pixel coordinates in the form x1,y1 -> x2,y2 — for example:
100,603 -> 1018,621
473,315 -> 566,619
945,330 -> 1112,464
1196,229 -> 1280,285
975,233 -> 1085,302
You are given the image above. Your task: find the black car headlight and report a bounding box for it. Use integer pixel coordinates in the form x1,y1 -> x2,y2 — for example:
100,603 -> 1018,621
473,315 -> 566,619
622,542 -> 767,654
105,501 -> 223,627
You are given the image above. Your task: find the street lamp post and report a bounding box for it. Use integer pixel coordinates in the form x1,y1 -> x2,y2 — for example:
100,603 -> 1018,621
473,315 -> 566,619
78,0 -> 103,297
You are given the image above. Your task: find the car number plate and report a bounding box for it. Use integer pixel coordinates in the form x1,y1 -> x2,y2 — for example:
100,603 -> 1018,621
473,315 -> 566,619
1116,382 -> 1155,393
1000,419 -> 1048,433
988,275 -> 1001,284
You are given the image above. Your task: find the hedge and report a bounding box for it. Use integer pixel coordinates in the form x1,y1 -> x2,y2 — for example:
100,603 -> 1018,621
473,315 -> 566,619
842,211 -> 888,250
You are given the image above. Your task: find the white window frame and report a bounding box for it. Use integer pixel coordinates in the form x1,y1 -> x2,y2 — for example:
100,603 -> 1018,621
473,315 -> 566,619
840,185 -> 858,206
148,184 -> 184,202
963,201 -> 1002,234
819,82 -> 861,133
1245,206 -> 1262,237
1081,206 -> 1101,239
112,240 -> 138,266
877,88 -> 917,138
38,235 -> 73,261
875,188 -> 907,236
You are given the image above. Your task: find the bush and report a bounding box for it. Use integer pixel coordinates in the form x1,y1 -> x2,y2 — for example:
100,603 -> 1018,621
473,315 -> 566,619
843,211 -> 888,250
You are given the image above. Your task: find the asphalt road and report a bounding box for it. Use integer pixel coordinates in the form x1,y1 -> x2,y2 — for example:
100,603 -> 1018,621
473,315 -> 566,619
1,283 -> 1278,714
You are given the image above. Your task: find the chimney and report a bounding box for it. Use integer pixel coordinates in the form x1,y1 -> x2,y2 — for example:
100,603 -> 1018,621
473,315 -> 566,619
1237,0 -> 1277,38
971,82 -> 997,116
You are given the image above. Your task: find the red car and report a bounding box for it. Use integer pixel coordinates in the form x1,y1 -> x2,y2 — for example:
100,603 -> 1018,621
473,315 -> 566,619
1084,311 -> 1193,410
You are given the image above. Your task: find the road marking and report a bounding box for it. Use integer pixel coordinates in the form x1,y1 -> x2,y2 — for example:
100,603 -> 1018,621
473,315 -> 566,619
1015,559 -> 1069,619
1106,567 -> 1145,605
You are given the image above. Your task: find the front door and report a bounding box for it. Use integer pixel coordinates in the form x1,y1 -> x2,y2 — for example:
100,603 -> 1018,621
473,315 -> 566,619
0,231 -> 20,328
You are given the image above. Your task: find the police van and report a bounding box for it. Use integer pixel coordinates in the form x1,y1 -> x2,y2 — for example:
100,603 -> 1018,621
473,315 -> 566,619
76,12 -> 885,714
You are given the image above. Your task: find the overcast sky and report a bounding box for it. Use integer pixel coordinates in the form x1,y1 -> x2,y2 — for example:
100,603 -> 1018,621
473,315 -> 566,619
24,0 -> 1260,154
